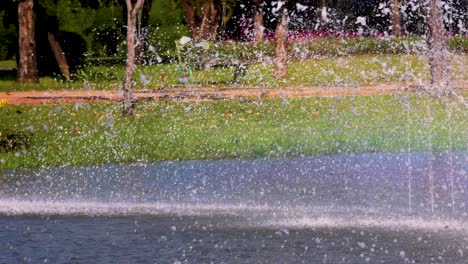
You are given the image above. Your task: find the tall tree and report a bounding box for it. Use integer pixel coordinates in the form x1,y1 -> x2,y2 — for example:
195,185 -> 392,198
123,0 -> 144,116
318,0 -> 326,8
427,0 -> 451,94
183,0 -> 219,40
317,0 -> 326,17
124,0 -> 151,65
390,0 -> 402,37
273,3 -> 288,79
253,0 -> 264,42
17,0 -> 38,83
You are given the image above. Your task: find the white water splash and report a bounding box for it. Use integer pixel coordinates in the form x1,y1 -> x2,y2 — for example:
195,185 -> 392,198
1,199 -> 467,234
268,215 -> 468,233
0,199 -> 271,217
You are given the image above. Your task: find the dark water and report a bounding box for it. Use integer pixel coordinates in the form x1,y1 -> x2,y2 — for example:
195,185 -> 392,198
1,153 -> 467,263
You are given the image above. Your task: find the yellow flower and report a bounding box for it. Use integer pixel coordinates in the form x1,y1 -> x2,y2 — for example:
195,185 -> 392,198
0,99 -> 7,108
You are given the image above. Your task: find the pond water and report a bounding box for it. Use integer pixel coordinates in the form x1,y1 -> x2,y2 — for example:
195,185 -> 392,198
1,152 -> 467,263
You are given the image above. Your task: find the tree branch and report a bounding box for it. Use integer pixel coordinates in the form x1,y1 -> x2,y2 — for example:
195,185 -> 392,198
132,0 -> 145,17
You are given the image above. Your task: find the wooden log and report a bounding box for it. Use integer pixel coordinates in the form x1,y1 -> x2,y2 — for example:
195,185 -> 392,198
47,32 -> 70,81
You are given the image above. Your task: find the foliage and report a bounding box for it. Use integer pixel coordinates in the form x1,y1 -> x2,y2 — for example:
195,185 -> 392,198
76,66 -> 122,82
173,36 -> 467,62
149,0 -> 185,26
56,0 -> 96,36
0,130 -> 32,153
87,4 -> 124,57
0,10 -> 16,61
449,36 -> 468,52
0,96 -> 466,169
145,25 -> 190,59
214,41 -> 274,60
214,36 -> 428,60
220,0 -> 236,25
38,0 -> 118,53
145,0 -> 189,56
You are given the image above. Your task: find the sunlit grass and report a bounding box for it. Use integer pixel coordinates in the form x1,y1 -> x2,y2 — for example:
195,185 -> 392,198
0,60 -> 15,69
0,95 -> 466,169
0,53 -> 467,91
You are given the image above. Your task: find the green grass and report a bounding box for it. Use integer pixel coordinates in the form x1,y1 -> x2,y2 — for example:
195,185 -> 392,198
1,53 -> 467,92
0,95 -> 466,169
0,60 -> 15,69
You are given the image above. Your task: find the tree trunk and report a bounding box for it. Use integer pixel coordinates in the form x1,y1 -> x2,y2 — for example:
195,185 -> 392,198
273,11 -> 288,79
390,0 -> 402,37
317,0 -> 327,23
47,32 -> 70,81
17,0 -> 38,83
183,0 -> 198,39
199,0 -> 218,40
427,0 -> 452,94
123,0 -> 145,116
318,0 -> 326,8
253,3 -> 264,43
135,0 -> 151,65
183,0 -> 219,41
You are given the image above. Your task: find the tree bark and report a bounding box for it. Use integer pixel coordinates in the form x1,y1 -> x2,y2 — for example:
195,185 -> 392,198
390,0 -> 402,37
318,0 -> 326,8
135,0 -> 152,65
47,32 -> 70,81
273,11 -> 288,79
123,0 -> 145,116
427,0 -> 452,94
253,1 -> 264,43
183,0 -> 219,41
183,1 -> 198,39
199,0 -> 218,40
17,0 -> 38,83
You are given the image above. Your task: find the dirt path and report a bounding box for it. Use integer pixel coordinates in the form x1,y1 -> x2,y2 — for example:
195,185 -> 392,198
1,80 -> 467,105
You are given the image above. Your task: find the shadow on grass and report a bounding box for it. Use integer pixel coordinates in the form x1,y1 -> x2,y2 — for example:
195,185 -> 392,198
193,80 -> 246,85
0,69 -> 16,81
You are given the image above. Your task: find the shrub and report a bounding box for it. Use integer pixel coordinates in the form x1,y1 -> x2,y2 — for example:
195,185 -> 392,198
0,130 -> 32,152
449,36 -> 468,52
145,24 -> 190,63
199,35 -> 467,61
76,66 -> 123,82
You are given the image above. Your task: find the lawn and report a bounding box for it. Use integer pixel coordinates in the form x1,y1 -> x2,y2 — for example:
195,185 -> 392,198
0,60 -> 15,69
0,95 -> 466,169
0,53 -> 467,91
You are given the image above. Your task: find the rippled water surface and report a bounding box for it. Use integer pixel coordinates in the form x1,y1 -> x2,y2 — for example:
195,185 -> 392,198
1,153 -> 467,263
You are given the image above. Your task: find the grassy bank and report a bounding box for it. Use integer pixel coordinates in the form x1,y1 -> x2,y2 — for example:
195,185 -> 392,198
0,95 -> 466,169
1,53 -> 467,91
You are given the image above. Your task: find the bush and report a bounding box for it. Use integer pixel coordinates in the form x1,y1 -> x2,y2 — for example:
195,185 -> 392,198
449,36 -> 468,52
88,19 -> 126,57
0,33 -> 16,61
76,66 -> 123,82
0,10 -> 16,61
85,57 -> 126,66
216,41 -> 275,60
0,42 -> 8,61
145,24 -> 190,63
143,0 -> 191,63
0,130 -> 32,152
196,35 -> 466,62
